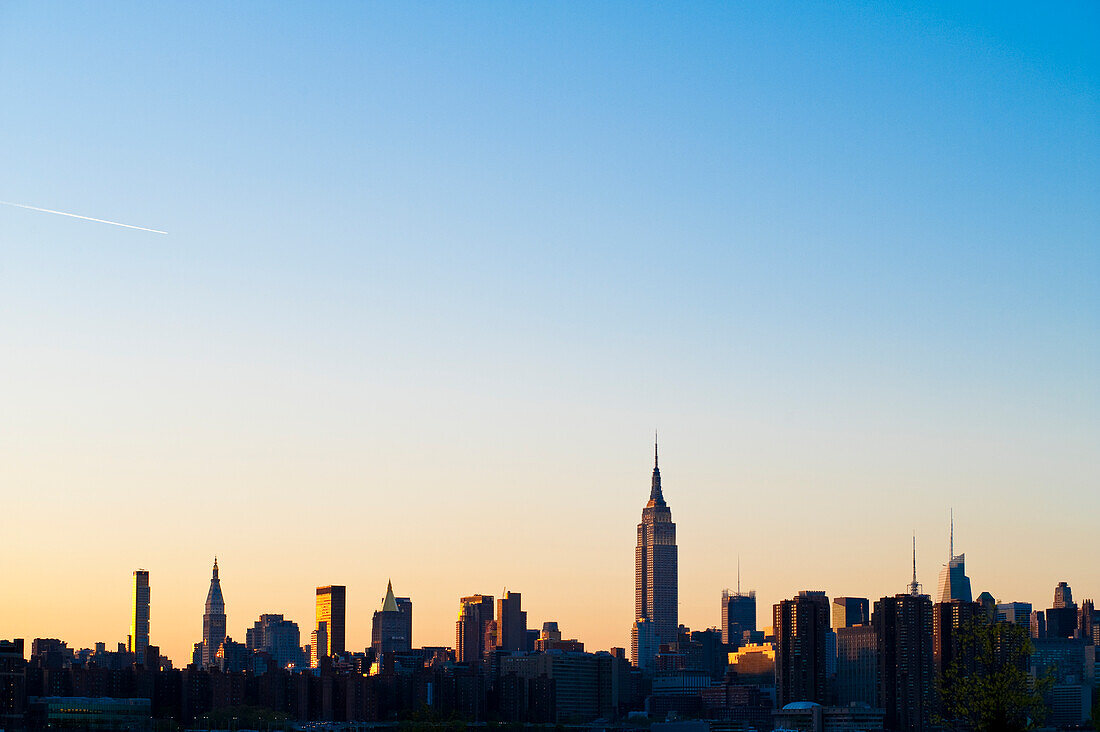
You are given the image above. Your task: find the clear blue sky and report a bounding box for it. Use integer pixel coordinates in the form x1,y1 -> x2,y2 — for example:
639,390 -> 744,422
1,1 -> 1097,663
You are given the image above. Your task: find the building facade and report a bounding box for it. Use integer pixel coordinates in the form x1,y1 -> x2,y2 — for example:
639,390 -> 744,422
632,442 -> 677,669
372,580 -> 412,655
201,559 -> 226,668
314,585 -> 346,658
496,591 -> 528,651
129,570 -> 150,658
874,593 -> 933,732
722,590 -> 756,646
775,591 -> 830,706
831,597 -> 869,630
456,595 -> 494,665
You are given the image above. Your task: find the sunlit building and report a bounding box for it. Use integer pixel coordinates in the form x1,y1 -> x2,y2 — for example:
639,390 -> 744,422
632,441 -> 677,669
495,591 -> 527,651
201,558 -> 226,668
371,580 -> 412,655
831,597 -> 869,630
456,594 -> 494,665
129,569 -> 150,658
314,585 -> 346,658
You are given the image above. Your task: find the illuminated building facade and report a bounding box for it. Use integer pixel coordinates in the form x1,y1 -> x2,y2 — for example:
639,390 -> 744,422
201,559 -> 226,668
371,580 -> 412,655
314,585 -> 346,658
631,441 -> 677,669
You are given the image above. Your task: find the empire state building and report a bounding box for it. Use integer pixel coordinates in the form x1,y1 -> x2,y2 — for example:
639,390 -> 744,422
631,442 -> 678,669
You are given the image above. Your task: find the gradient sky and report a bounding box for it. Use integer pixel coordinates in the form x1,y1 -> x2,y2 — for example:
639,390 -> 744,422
1,2 -> 1097,665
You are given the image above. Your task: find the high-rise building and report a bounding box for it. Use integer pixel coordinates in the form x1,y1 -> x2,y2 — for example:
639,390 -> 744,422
936,513 -> 973,603
721,590 -> 756,646
372,580 -> 412,655
456,594 -> 494,665
874,594 -> 934,732
774,591 -> 830,706
129,570 -> 150,658
246,614 -> 302,669
315,585 -> 346,658
1079,599 -> 1095,644
1054,582 -> 1075,609
832,597 -> 869,630
996,602 -> 1033,628
835,624 -> 878,707
201,558 -> 227,668
632,440 -> 678,669
310,622 -> 327,668
495,591 -> 528,651
933,600 -> 981,678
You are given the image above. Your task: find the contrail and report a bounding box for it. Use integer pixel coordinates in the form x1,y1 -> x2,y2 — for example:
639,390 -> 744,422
0,200 -> 167,234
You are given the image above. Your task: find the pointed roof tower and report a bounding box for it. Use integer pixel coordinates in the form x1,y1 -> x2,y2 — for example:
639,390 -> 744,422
648,433 -> 666,507
381,579 -> 399,612
205,557 -> 224,614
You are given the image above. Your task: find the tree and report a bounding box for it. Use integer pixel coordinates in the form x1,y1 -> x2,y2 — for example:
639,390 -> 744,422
937,618 -> 1049,732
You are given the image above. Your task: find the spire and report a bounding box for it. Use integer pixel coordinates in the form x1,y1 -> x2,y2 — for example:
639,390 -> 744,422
737,556 -> 741,594
909,534 -> 921,596
213,556 -> 219,579
950,508 -> 954,560
381,579 -> 398,612
649,435 -> 665,505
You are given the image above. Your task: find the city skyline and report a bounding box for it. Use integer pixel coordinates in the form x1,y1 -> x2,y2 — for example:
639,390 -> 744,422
5,454 -> 1094,667
2,0 -> 1098,675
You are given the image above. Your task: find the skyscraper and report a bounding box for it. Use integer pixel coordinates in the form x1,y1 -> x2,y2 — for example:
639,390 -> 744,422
936,512 -> 973,603
201,558 -> 226,668
315,585 -> 346,659
1054,582 -> 1074,609
495,591 -> 528,651
129,569 -> 150,658
874,593 -> 934,732
456,594 -> 494,665
372,580 -> 412,655
832,597 -> 870,630
632,440 -> 677,669
721,590 -> 756,646
246,614 -> 303,669
774,591 -> 830,706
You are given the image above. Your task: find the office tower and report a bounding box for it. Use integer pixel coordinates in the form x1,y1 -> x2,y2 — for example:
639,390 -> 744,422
1031,610 -> 1047,639
933,600 -> 981,678
774,591 -> 830,706
835,625 -> 878,707
495,591 -> 528,651
202,558 -> 226,668
130,569 -> 150,658
936,512 -> 973,603
0,639 -> 26,730
315,585 -> 346,658
1054,582 -> 1074,609
456,594 -> 494,665
632,440 -> 678,669
721,589 -> 756,646
1079,599 -> 1095,644
996,602 -> 1033,628
310,622 -> 327,668
832,597 -> 869,630
874,594 -> 934,732
245,614 -> 302,669
372,580 -> 412,655
396,596 -> 413,649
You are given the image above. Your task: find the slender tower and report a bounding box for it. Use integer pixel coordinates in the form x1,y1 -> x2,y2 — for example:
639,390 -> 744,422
130,569 -> 150,658
202,558 -> 226,667
908,535 -> 922,596
631,437 -> 678,668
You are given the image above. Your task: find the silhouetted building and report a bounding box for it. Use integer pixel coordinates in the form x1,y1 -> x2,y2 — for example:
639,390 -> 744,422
315,585 -> 346,658
832,598 -> 869,630
372,580 -> 411,655
495,591 -> 527,651
1031,610 -> 1046,639
775,591 -> 830,706
1031,638 -> 1092,727
201,559 -> 226,668
456,595 -> 494,666
1,639 -> 26,730
245,614 -> 302,669
835,625 -> 877,707
874,594 -> 934,732
129,570 -> 150,658
773,700 -> 885,732
933,600 -> 981,678
722,590 -> 756,646
1079,599 -> 1095,645
632,440 -> 678,669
